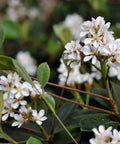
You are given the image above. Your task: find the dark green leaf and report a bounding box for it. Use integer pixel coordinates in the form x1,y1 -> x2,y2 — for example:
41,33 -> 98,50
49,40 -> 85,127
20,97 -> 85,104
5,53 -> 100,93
0,55 -> 34,86
54,102 -> 78,133
54,109 -> 100,134
26,136 -> 42,144
90,88 -> 111,109
2,123 -> 41,142
37,62 -> 50,89
53,24 -> 72,44
1,19 -> 20,39
0,133 -> 9,141
79,113 -> 118,131
0,55 -> 15,70
111,81 -> 120,113
45,94 -> 55,111
0,24 -> 5,54
12,59 -> 34,86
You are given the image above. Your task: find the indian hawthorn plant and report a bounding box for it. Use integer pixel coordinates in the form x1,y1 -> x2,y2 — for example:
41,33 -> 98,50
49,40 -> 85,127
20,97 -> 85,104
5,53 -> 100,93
1,16 -> 120,144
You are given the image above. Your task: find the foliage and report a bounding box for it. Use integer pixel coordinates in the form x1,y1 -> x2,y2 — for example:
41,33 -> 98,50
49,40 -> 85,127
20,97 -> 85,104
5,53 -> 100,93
0,0 -> 120,144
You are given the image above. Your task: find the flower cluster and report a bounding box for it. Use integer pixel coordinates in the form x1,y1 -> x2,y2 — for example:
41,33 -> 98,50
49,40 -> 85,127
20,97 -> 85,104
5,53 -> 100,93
90,125 -> 120,144
6,0 -> 40,21
0,72 -> 47,128
12,107 -> 47,128
63,16 -> 120,80
16,51 -> 37,76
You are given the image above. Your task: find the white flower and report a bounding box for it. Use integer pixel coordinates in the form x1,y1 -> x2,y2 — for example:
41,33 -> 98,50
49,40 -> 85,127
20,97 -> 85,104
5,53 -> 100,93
90,125 -> 120,144
11,98 -> 27,109
100,39 -> 120,57
6,0 -> 27,21
80,20 -> 91,37
108,64 -> 120,80
2,103 -> 14,121
80,16 -> 113,49
89,137 -> 105,144
16,51 -> 37,76
63,13 -> 83,39
28,8 -> 40,19
90,125 -> 112,143
12,114 -> 25,128
32,109 -> 47,125
81,45 -> 98,64
64,40 -> 82,68
13,81 -> 30,99
0,72 -> 21,99
92,125 -> 112,138
19,106 -> 32,115
29,80 -> 42,98
111,129 -> 120,144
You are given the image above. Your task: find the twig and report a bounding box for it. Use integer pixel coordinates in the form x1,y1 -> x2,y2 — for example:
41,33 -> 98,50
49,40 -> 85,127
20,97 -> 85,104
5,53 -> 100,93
46,82 -> 109,100
46,91 -> 114,115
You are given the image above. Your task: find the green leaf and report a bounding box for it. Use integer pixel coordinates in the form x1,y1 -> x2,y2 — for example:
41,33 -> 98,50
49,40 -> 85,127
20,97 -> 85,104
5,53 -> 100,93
37,62 -> 50,89
88,0 -> 107,11
111,81 -> 120,113
2,123 -> 42,142
26,136 -> 43,144
47,39 -> 63,59
90,88 -> 111,109
0,91 -> 3,126
0,24 -> 5,54
0,55 -> 15,70
53,24 -> 72,44
0,133 -> 9,141
12,59 -> 34,86
79,113 -> 118,131
1,19 -> 20,39
0,55 -> 34,86
44,94 -> 55,111
54,102 -> 78,133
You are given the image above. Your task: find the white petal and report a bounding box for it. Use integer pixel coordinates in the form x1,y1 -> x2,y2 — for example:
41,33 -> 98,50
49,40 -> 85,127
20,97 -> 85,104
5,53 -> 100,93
89,138 -> 96,144
92,128 -> 100,136
93,41 -> 99,48
113,129 -> 118,137
2,113 -> 9,121
12,121 -> 19,127
11,88 -> 17,94
84,38 -> 92,44
10,112 -> 14,117
36,120 -> 42,125
39,109 -> 45,117
22,90 -> 29,96
84,56 -> 92,62
20,100 -> 27,106
3,92 -> 8,100
92,56 -> 97,64
99,125 -> 105,134
12,102 -> 19,109
15,93 -> 21,99
32,110 -> 37,117
80,31 -> 88,37
41,116 -> 47,121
